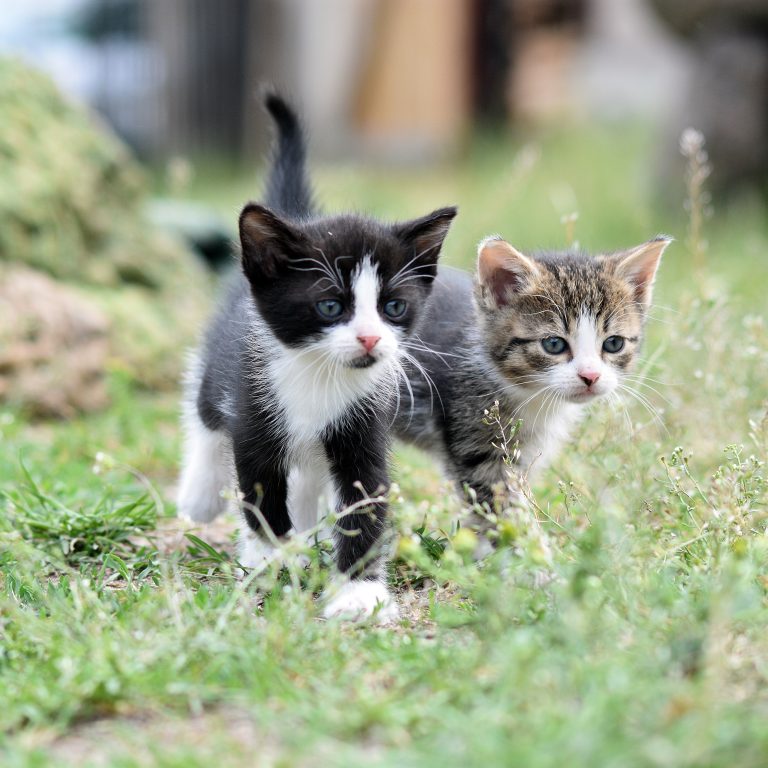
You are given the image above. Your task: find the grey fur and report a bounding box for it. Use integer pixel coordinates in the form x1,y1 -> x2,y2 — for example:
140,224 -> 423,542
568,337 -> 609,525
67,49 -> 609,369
394,234 -> 668,504
394,267 -> 580,503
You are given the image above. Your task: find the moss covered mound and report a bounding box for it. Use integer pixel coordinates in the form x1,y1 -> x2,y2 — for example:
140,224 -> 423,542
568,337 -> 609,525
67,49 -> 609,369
0,57 -> 212,400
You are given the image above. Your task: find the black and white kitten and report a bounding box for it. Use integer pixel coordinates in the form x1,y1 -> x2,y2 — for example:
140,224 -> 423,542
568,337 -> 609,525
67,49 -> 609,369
177,93 -> 457,620
394,234 -> 670,508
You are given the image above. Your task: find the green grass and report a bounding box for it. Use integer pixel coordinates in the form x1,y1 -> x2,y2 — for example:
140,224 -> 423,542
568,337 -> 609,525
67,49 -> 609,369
2,122 -> 768,767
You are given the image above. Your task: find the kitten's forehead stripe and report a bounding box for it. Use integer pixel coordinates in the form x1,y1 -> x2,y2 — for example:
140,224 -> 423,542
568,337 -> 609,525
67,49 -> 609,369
574,315 -> 599,360
351,256 -> 381,327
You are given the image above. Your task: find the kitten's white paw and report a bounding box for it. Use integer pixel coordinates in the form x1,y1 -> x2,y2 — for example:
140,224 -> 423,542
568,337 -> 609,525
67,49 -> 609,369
473,536 -> 495,561
237,528 -> 313,575
177,486 -> 227,523
322,579 -> 399,623
238,529 -> 281,572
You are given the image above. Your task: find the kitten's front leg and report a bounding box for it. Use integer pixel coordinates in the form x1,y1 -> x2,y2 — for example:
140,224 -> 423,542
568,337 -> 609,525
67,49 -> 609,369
457,462 -> 530,559
232,436 -> 291,570
321,418 -> 398,623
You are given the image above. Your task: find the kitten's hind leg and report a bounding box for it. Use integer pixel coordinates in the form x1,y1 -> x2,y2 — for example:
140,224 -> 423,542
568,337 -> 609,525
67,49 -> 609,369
177,407 -> 233,523
457,463 -> 531,559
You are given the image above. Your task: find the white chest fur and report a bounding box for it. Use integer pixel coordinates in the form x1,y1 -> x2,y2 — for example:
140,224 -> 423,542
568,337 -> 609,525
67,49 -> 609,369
263,344 -> 394,536
266,346 -> 389,441
512,393 -> 583,478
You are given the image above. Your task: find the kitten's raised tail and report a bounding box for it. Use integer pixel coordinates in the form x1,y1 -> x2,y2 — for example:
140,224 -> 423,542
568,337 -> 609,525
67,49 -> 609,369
263,89 -> 314,219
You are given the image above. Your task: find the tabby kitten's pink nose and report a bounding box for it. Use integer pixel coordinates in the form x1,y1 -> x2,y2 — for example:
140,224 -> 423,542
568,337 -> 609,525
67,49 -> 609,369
578,370 -> 601,387
358,335 -> 380,353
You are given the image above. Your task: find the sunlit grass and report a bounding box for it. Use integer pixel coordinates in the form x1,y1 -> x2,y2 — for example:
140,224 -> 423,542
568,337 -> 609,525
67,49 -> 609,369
2,123 -> 767,767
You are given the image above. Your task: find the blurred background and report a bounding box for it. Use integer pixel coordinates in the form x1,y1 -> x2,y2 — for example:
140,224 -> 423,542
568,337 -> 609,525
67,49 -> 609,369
1,0 -> 767,433
5,7 -> 768,762
5,0 -> 768,183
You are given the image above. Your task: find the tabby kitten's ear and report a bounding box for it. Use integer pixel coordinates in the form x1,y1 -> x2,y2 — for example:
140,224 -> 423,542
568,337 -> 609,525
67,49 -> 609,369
392,206 -> 458,278
477,236 -> 540,307
612,235 -> 671,308
239,203 -> 308,282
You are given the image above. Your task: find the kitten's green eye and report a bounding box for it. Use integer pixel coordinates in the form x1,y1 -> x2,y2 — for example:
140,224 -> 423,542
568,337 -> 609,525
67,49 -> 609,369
603,335 -> 625,353
316,299 -> 344,319
541,336 -> 568,355
383,299 -> 407,319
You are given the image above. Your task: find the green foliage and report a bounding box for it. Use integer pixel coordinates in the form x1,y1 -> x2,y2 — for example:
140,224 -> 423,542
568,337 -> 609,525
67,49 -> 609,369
2,123 -> 768,766
2,463 -> 157,563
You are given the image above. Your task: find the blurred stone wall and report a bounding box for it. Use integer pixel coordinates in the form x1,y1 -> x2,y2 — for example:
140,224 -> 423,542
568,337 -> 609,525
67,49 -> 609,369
650,0 -> 768,195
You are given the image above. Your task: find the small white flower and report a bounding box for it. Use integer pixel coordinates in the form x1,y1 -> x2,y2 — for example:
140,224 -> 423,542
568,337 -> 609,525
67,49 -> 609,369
679,128 -> 705,158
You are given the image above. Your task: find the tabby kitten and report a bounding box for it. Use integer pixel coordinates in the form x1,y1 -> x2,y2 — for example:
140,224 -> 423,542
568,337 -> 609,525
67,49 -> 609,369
177,93 -> 457,620
394,234 -> 670,505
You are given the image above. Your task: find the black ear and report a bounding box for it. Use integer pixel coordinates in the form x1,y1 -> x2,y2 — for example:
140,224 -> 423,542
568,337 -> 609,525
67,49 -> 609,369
392,206 -> 458,278
239,203 -> 308,283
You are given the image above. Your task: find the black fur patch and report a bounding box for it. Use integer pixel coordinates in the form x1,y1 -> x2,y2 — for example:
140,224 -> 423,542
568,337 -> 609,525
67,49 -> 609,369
193,93 -> 457,580
238,209 -> 456,349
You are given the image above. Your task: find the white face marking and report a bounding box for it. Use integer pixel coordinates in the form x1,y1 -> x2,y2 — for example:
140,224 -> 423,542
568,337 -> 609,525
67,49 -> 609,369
323,256 -> 399,366
351,259 -> 383,338
546,314 -> 619,401
262,256 -> 400,440
573,314 -> 603,379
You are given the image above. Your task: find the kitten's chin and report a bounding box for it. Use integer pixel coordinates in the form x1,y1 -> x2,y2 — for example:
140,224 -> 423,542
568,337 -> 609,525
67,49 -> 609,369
566,388 -> 607,403
346,355 -> 379,370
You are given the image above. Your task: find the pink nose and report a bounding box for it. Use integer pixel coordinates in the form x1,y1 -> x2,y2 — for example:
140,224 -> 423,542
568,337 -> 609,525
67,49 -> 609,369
578,370 -> 601,387
357,335 -> 380,353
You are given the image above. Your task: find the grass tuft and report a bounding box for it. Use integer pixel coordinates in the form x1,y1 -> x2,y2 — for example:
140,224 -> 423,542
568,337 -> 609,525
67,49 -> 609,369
2,126 -> 768,766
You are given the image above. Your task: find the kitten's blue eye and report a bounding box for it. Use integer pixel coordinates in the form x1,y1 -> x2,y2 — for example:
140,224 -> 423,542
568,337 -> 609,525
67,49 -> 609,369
541,336 -> 568,355
316,299 -> 343,319
383,299 -> 407,319
603,335 -> 625,353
